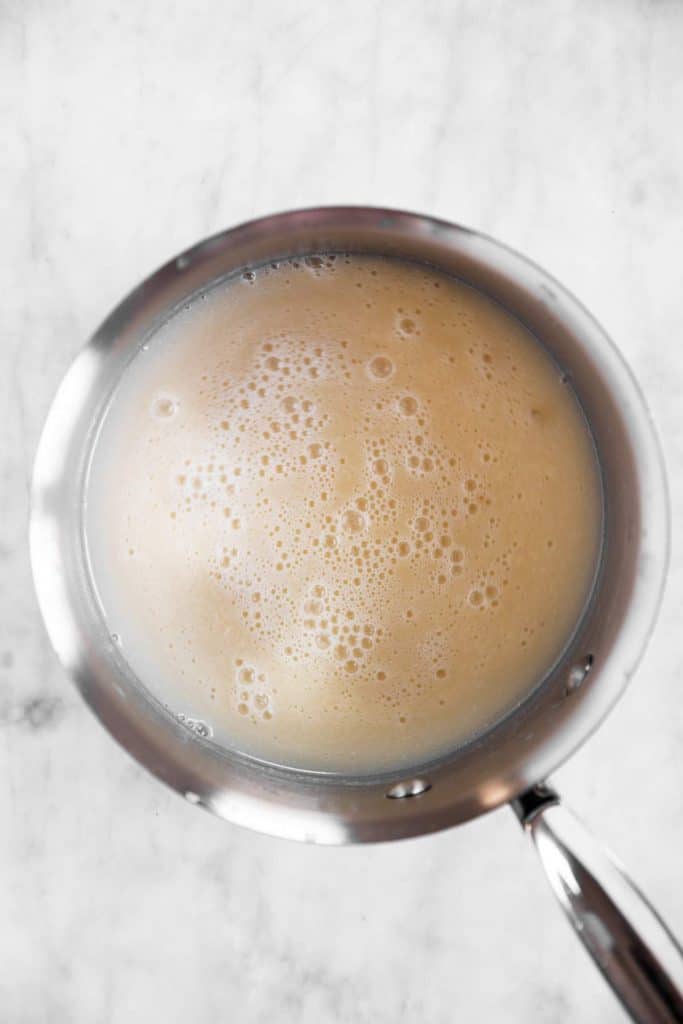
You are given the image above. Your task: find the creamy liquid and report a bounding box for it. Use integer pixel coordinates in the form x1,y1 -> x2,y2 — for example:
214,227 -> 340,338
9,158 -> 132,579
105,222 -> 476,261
86,254 -> 601,773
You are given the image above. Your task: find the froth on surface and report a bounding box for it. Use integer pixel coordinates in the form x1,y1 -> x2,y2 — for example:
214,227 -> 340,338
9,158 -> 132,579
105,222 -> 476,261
85,254 -> 602,773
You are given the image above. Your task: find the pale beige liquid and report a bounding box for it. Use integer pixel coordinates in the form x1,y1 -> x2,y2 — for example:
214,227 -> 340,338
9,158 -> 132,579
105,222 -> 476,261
86,254 -> 601,773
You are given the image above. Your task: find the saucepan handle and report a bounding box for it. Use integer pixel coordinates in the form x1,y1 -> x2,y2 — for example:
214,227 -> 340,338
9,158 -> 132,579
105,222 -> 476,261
512,784 -> 683,1023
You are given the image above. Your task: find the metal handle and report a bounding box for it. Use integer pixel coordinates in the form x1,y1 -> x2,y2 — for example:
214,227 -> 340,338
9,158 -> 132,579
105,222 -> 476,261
513,785 -> 683,1023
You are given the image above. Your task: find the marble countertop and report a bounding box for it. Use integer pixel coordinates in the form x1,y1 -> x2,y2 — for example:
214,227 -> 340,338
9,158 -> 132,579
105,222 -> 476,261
3,1 -> 683,1020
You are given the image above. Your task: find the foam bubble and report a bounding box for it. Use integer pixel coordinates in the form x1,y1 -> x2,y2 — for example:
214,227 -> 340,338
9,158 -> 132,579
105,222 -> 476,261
341,509 -> 366,534
398,395 -> 418,416
367,355 -> 394,380
151,396 -> 178,419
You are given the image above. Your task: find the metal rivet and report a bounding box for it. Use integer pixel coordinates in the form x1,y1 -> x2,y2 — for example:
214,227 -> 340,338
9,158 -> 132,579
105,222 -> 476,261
176,255 -> 190,271
566,654 -> 594,694
386,778 -> 432,799
185,791 -> 201,805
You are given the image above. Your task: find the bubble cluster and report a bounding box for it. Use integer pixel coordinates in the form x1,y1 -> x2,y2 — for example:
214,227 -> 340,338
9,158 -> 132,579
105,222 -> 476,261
176,713 -> 213,738
232,658 -> 274,722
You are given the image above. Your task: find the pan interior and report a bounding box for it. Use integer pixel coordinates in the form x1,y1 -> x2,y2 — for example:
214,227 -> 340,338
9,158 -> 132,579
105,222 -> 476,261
82,250 -> 604,779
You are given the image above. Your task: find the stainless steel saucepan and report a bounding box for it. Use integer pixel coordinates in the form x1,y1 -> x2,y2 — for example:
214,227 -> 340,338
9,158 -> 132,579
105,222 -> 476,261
30,207 -> 683,1022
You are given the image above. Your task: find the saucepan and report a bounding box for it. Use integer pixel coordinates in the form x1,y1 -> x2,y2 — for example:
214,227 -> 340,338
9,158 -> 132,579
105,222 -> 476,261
30,207 -> 683,1021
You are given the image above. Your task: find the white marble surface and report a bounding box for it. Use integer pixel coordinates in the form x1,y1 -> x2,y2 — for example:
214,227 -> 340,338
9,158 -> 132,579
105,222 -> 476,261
2,1 -> 683,1020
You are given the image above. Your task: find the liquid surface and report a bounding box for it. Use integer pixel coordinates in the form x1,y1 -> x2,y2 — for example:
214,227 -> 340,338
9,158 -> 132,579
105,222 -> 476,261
86,254 -> 601,773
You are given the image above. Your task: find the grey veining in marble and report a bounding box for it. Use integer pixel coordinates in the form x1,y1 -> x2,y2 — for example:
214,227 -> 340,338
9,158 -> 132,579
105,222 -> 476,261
2,1 -> 683,1021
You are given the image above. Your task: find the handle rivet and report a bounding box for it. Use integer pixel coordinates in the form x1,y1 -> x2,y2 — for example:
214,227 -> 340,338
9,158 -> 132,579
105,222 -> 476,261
566,654 -> 594,695
387,778 -> 431,799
